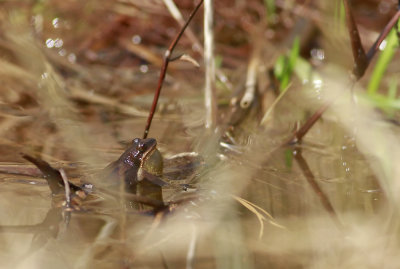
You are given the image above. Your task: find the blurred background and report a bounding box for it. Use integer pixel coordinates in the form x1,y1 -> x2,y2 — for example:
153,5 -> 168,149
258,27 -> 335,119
0,0 -> 400,268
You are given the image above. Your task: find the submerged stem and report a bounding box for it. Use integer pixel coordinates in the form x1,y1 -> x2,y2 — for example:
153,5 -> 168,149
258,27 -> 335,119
295,148 -> 344,231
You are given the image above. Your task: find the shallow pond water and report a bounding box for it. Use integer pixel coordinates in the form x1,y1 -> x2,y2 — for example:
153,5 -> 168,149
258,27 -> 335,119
1,0 -> 400,268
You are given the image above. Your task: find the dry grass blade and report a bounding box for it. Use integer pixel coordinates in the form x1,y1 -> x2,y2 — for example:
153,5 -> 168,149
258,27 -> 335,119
233,195 -> 286,239
203,0 -> 217,129
69,86 -> 148,117
240,47 -> 260,109
119,38 -> 164,67
74,216 -> 118,269
260,83 -> 291,125
59,168 -> 71,209
174,54 -> 200,68
186,224 -> 197,269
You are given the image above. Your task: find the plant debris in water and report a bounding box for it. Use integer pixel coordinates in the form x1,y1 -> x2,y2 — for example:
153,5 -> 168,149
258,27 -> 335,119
1,0 -> 400,268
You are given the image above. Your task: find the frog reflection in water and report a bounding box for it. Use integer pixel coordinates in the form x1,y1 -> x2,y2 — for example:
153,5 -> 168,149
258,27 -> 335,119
104,138 -> 166,207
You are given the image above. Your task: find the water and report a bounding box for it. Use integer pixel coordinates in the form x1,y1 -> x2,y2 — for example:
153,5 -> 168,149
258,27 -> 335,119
1,1 -> 400,268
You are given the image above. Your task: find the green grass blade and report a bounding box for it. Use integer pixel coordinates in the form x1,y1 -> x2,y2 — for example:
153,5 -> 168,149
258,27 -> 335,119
273,37 -> 300,92
264,0 -> 276,24
367,28 -> 399,95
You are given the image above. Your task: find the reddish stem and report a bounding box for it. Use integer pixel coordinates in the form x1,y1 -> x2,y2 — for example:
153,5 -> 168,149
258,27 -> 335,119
343,0 -> 368,79
366,9 -> 400,62
288,102 -> 330,144
143,0 -> 204,139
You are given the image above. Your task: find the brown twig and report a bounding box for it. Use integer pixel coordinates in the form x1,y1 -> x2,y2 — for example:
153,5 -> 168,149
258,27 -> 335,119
343,0 -> 400,79
288,102 -> 330,144
21,153 -> 65,194
143,0 -> 204,139
343,0 -> 368,79
366,9 -> 400,62
21,153 -> 82,195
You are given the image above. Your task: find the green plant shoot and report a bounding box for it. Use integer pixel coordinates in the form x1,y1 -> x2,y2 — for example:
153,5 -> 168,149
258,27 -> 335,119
274,37 -> 300,92
367,25 -> 400,95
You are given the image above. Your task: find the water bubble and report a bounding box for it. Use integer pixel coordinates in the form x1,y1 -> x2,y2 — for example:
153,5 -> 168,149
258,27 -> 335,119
82,183 -> 93,190
311,48 -> 325,61
58,49 -> 67,56
217,153 -> 227,161
132,35 -> 141,44
52,18 -> 60,28
312,79 -> 323,99
379,40 -> 387,51
41,72 -> 49,79
192,43 -> 201,52
140,64 -> 148,73
313,79 -> 322,89
167,27 -> 176,36
45,38 -> 55,48
54,38 -> 63,48
220,75 -> 228,83
68,53 -> 76,63
379,1 -> 390,14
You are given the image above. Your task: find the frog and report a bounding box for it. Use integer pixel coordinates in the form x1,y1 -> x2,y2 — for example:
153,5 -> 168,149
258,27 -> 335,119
103,138 -> 167,207
18,0 -> 205,211
21,138 -> 170,210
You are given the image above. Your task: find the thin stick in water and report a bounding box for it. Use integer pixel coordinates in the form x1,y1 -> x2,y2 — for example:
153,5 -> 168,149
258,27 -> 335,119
143,0 -> 204,138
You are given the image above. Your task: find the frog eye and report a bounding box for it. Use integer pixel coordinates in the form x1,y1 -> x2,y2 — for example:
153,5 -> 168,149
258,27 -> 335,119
137,141 -> 145,152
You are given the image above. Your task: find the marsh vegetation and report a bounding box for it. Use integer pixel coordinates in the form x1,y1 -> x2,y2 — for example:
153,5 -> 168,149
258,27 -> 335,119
0,0 -> 400,268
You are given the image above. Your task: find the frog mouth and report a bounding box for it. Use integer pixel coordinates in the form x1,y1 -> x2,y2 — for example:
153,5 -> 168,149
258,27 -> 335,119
141,146 -> 157,166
